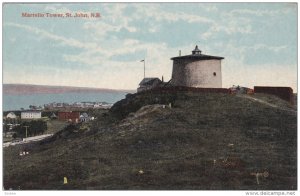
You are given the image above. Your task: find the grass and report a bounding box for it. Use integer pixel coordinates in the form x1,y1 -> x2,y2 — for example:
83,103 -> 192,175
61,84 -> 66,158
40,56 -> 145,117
45,119 -> 69,134
3,91 -> 297,190
3,137 -> 13,143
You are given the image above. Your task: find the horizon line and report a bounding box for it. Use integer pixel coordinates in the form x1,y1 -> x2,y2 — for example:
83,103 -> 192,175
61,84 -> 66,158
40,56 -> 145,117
3,83 -> 136,92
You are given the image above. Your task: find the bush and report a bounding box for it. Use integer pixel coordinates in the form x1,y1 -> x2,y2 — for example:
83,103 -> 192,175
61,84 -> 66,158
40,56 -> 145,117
12,133 -> 17,139
13,120 -> 47,138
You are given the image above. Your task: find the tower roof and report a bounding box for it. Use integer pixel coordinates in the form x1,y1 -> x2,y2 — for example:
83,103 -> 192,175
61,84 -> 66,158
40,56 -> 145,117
171,45 -> 224,60
192,45 -> 202,55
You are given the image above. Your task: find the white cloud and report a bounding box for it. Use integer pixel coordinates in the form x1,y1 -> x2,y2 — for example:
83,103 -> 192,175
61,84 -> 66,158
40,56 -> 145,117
222,61 -> 297,91
123,39 -> 140,45
9,37 -> 16,43
101,4 -> 137,32
229,8 -> 289,17
83,21 -> 118,36
44,5 -> 72,13
248,44 -> 287,52
80,4 -> 138,43
60,37 -> 176,88
5,20 -> 171,73
4,4 -> 296,91
63,51 -> 105,66
3,62 -> 150,90
198,4 -> 218,12
63,39 -> 171,71
200,41 -> 297,91
215,41 -> 296,90
4,22 -> 131,74
132,4 -> 214,24
202,20 -> 254,40
6,23 -> 93,49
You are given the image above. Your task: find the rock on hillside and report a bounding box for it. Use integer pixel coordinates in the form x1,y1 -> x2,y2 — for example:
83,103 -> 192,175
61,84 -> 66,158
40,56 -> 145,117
3,91 -> 297,190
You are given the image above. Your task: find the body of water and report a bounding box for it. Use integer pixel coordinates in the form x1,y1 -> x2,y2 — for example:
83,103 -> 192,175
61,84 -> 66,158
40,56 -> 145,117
3,92 -> 128,111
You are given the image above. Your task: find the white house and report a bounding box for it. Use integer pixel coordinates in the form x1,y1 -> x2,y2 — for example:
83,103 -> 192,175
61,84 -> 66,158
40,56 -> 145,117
21,111 -> 42,119
80,113 -> 90,122
137,77 -> 162,92
6,112 -> 17,119
93,103 -> 102,108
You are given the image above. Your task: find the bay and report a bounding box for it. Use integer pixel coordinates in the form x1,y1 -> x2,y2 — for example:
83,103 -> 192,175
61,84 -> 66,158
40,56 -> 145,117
3,92 -> 128,111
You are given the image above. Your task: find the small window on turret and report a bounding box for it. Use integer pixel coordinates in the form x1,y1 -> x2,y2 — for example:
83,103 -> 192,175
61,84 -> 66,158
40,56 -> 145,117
213,72 -> 216,76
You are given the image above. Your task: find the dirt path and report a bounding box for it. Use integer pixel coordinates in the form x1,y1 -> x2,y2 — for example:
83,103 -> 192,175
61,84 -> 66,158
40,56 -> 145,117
3,134 -> 53,148
237,94 -> 297,114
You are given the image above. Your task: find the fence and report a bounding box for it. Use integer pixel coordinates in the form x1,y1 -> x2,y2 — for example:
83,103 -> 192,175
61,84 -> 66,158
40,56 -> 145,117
254,86 -> 294,105
140,86 -> 230,94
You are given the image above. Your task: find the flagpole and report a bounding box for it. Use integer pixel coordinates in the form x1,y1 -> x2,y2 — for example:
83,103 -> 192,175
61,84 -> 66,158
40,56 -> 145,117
141,59 -> 145,79
144,59 -> 145,79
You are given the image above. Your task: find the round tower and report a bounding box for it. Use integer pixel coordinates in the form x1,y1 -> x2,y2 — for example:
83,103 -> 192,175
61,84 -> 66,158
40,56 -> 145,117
170,45 -> 224,88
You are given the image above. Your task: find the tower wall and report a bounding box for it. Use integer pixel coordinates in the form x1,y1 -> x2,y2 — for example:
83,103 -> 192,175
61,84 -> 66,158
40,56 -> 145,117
171,59 -> 222,88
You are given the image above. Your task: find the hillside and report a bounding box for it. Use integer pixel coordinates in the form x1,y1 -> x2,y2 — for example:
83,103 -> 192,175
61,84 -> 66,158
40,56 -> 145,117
3,91 -> 297,190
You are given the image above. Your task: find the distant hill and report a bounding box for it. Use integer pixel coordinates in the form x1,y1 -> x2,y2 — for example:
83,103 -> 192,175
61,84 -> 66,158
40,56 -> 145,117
3,90 -> 297,190
3,84 -> 135,95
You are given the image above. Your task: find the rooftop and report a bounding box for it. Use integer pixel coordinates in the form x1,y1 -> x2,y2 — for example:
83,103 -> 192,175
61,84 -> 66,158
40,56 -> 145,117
139,78 -> 161,86
21,110 -> 42,113
171,45 -> 224,60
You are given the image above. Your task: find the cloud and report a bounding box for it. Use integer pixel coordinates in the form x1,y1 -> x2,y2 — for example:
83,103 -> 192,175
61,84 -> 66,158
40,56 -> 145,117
132,4 -> 215,24
223,62 -> 297,91
245,44 -> 287,53
4,22 -> 122,72
3,62 -> 149,90
200,40 -> 297,90
44,5 -> 72,13
101,4 -> 137,32
62,39 -> 170,68
83,20 -> 136,39
201,13 -> 254,40
5,23 -> 94,49
198,4 -> 218,12
202,24 -> 254,40
4,21 -> 170,72
228,8 -> 290,17
3,3 -> 297,91
80,4 -> 138,44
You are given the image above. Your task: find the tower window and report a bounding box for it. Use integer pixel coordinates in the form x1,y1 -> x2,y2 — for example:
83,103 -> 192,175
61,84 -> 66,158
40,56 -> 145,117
213,72 -> 216,76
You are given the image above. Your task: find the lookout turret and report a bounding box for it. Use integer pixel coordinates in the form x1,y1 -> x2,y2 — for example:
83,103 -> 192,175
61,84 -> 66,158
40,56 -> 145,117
192,45 -> 202,55
170,46 -> 224,88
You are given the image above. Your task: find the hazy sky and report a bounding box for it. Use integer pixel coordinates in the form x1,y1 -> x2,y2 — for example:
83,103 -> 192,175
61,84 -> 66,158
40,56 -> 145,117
3,3 -> 297,91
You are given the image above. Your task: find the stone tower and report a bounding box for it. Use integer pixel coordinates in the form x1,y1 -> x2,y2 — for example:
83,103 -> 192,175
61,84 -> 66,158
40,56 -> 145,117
170,46 -> 224,88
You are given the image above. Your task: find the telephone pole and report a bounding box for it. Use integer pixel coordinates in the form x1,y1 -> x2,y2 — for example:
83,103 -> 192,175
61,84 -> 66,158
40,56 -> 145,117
23,126 -> 29,138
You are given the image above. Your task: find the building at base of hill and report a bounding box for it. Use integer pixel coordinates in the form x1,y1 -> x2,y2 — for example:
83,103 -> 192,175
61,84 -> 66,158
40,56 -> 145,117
21,111 -> 42,119
58,111 -> 80,123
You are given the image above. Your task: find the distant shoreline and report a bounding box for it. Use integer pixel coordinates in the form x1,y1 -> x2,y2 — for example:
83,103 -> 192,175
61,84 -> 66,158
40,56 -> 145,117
3,83 -> 135,95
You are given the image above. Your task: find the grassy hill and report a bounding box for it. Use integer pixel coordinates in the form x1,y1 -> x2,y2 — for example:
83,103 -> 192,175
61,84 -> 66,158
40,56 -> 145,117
3,91 -> 297,190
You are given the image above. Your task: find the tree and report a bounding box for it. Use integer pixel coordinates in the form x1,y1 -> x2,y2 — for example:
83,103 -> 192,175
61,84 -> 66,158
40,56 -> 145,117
13,120 -> 47,137
12,133 -> 17,139
3,125 -> 10,137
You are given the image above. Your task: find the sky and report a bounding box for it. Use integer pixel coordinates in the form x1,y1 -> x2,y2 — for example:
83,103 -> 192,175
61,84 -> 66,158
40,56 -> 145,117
2,3 -> 298,91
